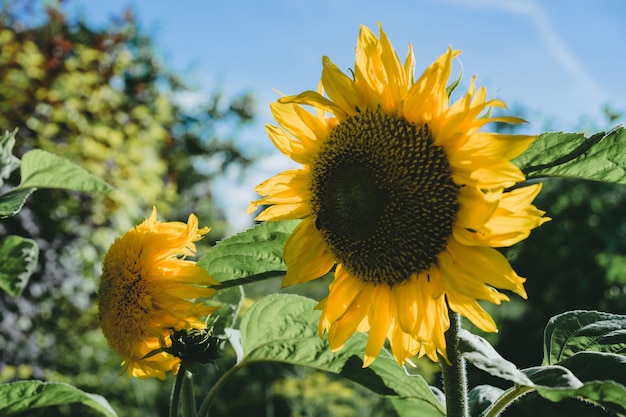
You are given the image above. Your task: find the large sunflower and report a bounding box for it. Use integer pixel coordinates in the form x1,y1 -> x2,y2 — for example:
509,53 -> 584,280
249,25 -> 548,366
98,208 -> 218,379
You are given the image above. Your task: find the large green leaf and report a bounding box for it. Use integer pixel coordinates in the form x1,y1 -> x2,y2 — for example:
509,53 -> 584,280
197,220 -> 299,285
0,235 -> 38,297
532,352 -> 626,415
0,188 -> 35,219
458,329 -> 532,386
543,310 -> 626,366
239,294 -> 445,417
0,381 -> 117,417
459,330 -> 626,415
514,127 -> 626,184
19,149 -> 113,192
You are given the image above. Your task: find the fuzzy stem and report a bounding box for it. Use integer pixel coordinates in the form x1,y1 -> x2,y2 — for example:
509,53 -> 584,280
440,310 -> 468,417
484,385 -> 534,417
181,370 -> 197,417
197,362 -> 245,417
169,367 -> 186,417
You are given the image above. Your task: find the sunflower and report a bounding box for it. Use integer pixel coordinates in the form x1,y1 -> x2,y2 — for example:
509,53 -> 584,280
249,24 -> 549,366
98,208 -> 218,379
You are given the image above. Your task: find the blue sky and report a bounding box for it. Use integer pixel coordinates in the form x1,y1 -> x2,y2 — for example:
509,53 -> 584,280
67,0 -> 626,230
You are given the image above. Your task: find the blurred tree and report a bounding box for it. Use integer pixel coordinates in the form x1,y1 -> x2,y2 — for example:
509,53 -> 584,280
0,1 -> 254,415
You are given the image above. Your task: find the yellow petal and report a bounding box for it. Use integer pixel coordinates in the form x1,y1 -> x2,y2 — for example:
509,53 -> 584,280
279,90 -> 347,120
447,292 -> 498,333
392,279 -> 419,334
323,265 -> 366,324
377,24 -> 407,111
282,218 -> 335,286
270,102 -> 322,149
438,249 -> 511,304
266,125 -> 312,164
448,238 -> 527,297
322,56 -> 363,115
466,162 -> 526,188
456,186 -> 500,229
363,285 -> 392,367
327,283 -> 375,350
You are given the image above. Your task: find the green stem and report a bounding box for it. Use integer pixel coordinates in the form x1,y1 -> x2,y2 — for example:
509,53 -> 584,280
440,310 -> 468,417
197,362 -> 245,417
208,271 -> 285,290
483,385 -> 534,417
181,370 -> 197,417
169,367 -> 186,417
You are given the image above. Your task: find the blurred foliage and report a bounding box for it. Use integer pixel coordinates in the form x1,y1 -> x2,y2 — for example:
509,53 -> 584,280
273,368 -> 396,417
0,1 -> 254,416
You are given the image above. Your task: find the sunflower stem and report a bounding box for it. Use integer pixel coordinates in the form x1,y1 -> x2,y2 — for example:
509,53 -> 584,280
197,362 -> 244,417
208,270 -> 286,290
169,366 -> 186,417
440,310 -> 468,417
483,385 -> 533,417
181,369 -> 197,417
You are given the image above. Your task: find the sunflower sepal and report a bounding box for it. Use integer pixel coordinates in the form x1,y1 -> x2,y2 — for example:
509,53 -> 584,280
142,319 -> 226,375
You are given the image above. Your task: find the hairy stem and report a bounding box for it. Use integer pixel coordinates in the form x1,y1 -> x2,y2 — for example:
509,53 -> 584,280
208,271 -> 285,290
197,362 -> 245,417
440,310 -> 468,417
169,367 -> 186,417
181,370 -> 197,417
484,385 -> 534,417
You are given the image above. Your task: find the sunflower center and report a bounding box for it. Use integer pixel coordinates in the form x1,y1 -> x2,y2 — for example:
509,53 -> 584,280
310,108 -> 459,285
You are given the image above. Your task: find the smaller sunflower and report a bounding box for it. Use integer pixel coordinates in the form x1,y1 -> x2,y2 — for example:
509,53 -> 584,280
98,208 -> 218,379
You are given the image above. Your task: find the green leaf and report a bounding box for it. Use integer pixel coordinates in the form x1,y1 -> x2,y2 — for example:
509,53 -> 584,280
468,385 -> 504,417
0,129 -> 20,187
19,149 -> 113,192
0,188 -> 35,218
458,329 -> 532,386
239,294 -> 445,417
460,330 -> 626,415
543,310 -> 626,366
514,127 -> 626,184
532,352 -> 626,415
198,220 -> 299,284
0,380 -> 117,417
0,235 -> 38,297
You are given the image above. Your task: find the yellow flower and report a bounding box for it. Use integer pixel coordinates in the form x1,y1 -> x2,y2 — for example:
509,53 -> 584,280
249,24 -> 549,366
98,208 -> 218,379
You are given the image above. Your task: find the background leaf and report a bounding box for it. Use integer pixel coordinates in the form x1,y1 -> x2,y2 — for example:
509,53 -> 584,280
0,188 -> 35,218
239,294 -> 446,417
0,129 -> 20,187
0,380 -> 117,417
543,310 -> 626,365
198,220 -> 299,283
19,149 -> 113,192
514,127 -> 626,184
0,235 -> 38,296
